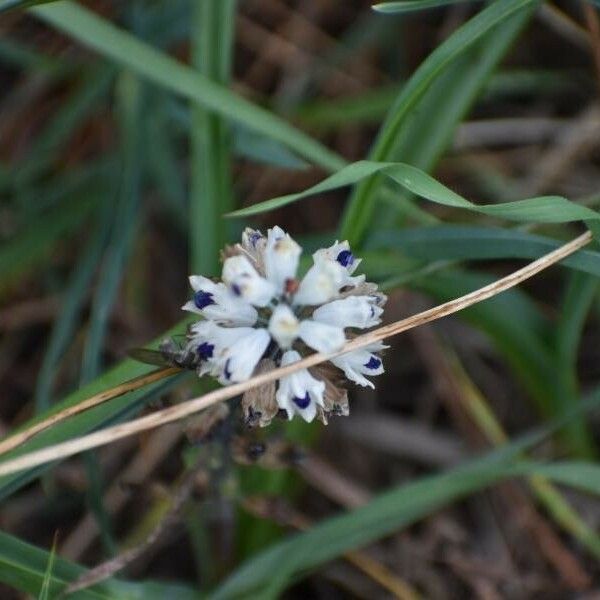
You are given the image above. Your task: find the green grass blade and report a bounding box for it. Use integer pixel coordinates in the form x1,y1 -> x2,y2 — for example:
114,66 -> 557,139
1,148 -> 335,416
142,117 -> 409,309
366,225 -> 600,276
0,0 -> 54,12
190,0 -> 236,275
38,534 -> 57,600
30,1 -> 345,171
0,194 -> 99,295
339,0 -> 539,244
0,530 -> 199,599
552,272 -> 599,456
374,0 -> 477,13
213,390 -> 600,599
34,207 -> 111,414
227,160 -> 600,225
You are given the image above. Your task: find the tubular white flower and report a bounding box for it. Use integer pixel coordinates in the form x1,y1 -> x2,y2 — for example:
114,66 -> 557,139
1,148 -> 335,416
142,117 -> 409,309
276,350 -> 325,422
268,304 -> 299,349
190,321 -> 271,384
331,342 -> 388,389
312,296 -> 383,329
264,226 -> 301,292
313,240 -> 365,288
222,255 -> 276,307
298,319 -> 345,353
294,260 -> 346,306
183,275 -> 257,326
179,226 -> 386,425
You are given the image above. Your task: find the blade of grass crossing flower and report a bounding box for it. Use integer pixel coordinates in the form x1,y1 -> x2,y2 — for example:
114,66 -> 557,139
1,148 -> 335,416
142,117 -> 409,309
339,0 -> 540,245
190,0 -> 236,275
30,2 -> 345,172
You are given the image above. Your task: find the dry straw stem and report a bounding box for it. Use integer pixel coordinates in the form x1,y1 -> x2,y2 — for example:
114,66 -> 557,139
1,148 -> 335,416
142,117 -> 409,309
0,367 -> 179,456
0,231 -> 591,478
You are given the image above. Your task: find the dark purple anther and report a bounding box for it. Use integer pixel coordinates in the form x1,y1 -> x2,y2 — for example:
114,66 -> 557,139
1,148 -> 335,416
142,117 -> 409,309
249,231 -> 262,247
197,342 -> 214,360
224,359 -> 233,380
336,249 -> 354,267
364,356 -> 381,370
293,392 -> 310,409
231,283 -> 242,296
194,290 -> 215,310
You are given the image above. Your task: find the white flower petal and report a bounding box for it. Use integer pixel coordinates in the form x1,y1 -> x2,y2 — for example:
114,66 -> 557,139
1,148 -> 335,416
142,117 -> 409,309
298,319 -> 345,353
183,275 -> 257,326
222,255 -> 276,307
312,296 -> 383,329
187,322 -> 271,384
331,344 -> 386,389
276,350 -> 325,422
313,240 -> 361,274
268,304 -> 299,349
264,226 -> 301,291
294,260 -> 346,306
219,328 -> 271,384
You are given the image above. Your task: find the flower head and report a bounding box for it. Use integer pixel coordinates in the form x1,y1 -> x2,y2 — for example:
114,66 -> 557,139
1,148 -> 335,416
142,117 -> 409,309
181,226 -> 387,426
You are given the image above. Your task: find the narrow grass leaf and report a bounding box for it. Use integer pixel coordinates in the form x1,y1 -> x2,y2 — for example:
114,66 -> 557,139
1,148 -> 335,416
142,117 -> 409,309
0,530 -> 199,599
374,0 -> 477,14
340,0 -> 539,244
228,160 -> 599,226
366,226 -> 600,277
30,2 -> 344,171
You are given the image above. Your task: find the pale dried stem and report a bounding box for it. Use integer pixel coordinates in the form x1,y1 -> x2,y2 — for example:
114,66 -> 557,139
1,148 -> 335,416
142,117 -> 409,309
0,367 -> 179,456
0,231 -> 591,478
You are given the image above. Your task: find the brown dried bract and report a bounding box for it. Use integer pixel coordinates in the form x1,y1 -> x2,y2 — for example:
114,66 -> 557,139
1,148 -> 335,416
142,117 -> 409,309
241,358 -> 278,428
310,364 -> 349,424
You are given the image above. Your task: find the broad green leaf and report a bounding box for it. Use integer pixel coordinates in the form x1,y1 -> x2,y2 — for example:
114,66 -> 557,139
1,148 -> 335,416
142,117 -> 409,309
228,160 -> 599,225
340,0 -> 539,244
0,530 -> 199,599
366,226 -> 600,276
30,2 -> 344,172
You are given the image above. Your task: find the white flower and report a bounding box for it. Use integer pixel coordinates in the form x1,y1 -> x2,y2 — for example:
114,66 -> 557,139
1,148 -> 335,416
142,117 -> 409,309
313,240 -> 365,288
276,350 -> 325,422
222,255 -> 276,307
177,225 -> 387,426
298,319 -> 345,353
189,321 -> 270,384
264,226 -> 301,292
268,304 -> 299,349
312,296 -> 383,329
182,275 -> 257,326
294,260 -> 346,306
331,342 -> 388,389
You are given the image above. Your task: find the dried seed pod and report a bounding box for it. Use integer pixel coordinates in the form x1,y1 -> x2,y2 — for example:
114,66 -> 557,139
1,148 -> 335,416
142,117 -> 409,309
241,359 -> 278,428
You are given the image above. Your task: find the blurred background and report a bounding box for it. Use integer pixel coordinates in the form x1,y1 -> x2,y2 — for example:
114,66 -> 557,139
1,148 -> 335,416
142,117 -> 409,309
2,1 -> 600,598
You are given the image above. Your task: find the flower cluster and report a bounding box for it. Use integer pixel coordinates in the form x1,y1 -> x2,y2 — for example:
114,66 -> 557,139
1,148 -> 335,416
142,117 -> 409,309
180,226 -> 387,426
